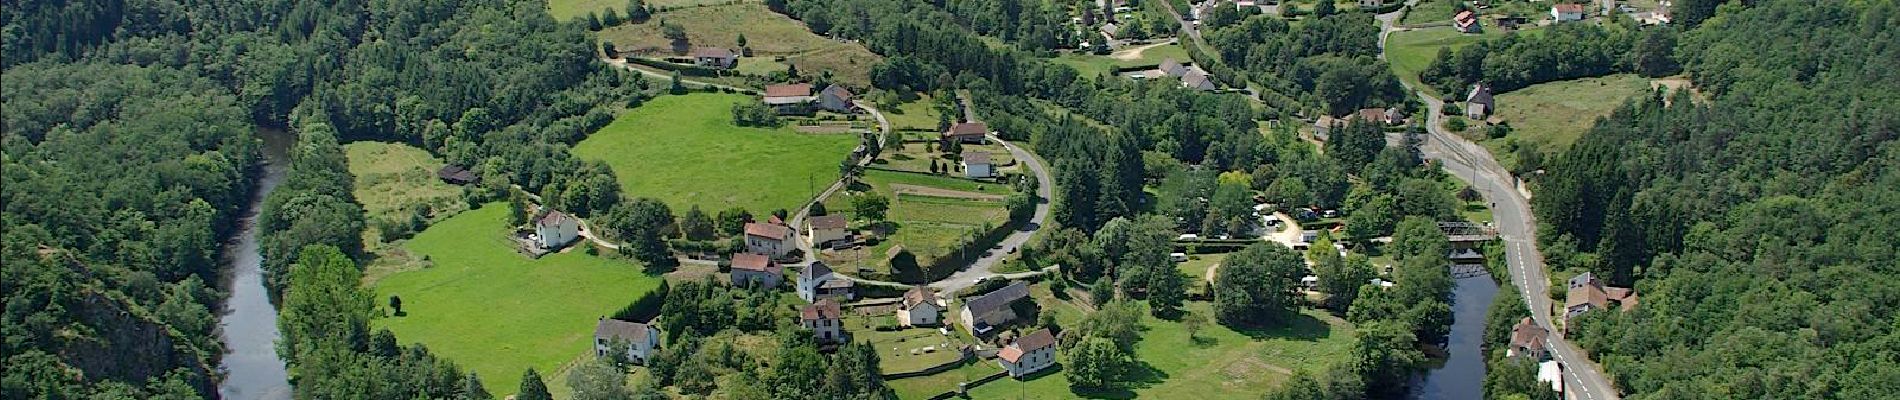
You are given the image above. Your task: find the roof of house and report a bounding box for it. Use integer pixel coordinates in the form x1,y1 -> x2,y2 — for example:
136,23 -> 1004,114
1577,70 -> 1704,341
538,210 -> 570,228
731,253 -> 780,273
1553,3 -> 1586,13
1467,83 -> 1494,104
1566,284 -> 1607,310
1100,23 -> 1120,35
945,122 -> 990,137
801,298 -> 843,320
963,281 -> 1030,318
1356,108 -> 1387,122
1510,317 -> 1548,352
595,318 -> 652,343
800,261 -> 833,281
809,214 -> 847,230
1454,10 -> 1477,22
1605,287 -> 1639,310
962,151 -> 991,165
1158,59 -> 1187,77
821,85 -> 854,101
1182,69 -> 1215,89
744,222 -> 791,240
902,286 -> 940,308
691,47 -> 736,59
437,165 -> 477,182
999,329 -> 1057,363
764,83 -> 815,98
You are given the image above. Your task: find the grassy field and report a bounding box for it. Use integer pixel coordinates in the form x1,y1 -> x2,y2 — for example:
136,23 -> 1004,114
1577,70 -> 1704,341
1385,27 -> 1495,97
817,169 -> 1012,281
848,316 -> 969,373
370,204 -> 662,395
963,302 -> 1356,399
1177,253 -> 1230,285
345,141 -> 468,284
1399,0 -> 1460,26
598,3 -> 880,87
1483,74 -> 1651,168
885,95 -> 948,132
547,0 -> 747,20
1051,42 -> 1193,78
345,141 -> 464,228
573,93 -> 858,214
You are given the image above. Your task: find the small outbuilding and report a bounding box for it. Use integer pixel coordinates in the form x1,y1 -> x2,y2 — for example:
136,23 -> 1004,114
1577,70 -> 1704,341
437,165 -> 478,185
961,151 -> 994,179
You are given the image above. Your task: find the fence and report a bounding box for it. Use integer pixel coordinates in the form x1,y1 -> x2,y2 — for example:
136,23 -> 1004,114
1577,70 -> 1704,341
921,370 -> 1012,400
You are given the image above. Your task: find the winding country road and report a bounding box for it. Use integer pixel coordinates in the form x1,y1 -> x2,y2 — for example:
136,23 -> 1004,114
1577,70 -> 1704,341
1376,3 -> 1620,399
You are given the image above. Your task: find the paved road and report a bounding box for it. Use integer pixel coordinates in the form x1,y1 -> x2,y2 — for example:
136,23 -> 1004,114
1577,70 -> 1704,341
601,57 -> 747,91
789,100 -> 890,264
1376,2 -> 1620,396
926,132 -> 1056,294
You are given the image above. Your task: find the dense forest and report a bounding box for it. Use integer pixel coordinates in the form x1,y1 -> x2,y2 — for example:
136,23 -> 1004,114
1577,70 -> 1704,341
1203,10 -> 1409,117
2,0 -> 647,397
1418,21 -> 1680,98
1534,1 -> 1900,398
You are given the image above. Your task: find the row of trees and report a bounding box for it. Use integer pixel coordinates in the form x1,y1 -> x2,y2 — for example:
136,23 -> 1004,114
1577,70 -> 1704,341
1419,22 -> 1679,97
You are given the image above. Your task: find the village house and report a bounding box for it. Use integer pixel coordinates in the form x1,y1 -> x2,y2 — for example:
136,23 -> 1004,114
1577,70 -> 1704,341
1157,59 -> 1189,78
1454,10 -> 1482,33
1466,83 -> 1495,120
594,317 -> 661,364
896,286 -> 947,327
1564,272 -> 1637,322
1551,3 -> 1586,22
805,214 -> 849,249
1508,317 -> 1550,360
690,47 -> 738,69
818,85 -> 857,113
1357,107 -> 1404,125
535,210 -> 579,250
1312,115 -> 1340,141
943,122 -> 991,144
959,281 -> 1030,336
762,83 -> 817,115
796,261 -> 856,302
1181,68 -> 1218,91
1099,23 -> 1121,41
744,221 -> 793,257
961,151 -> 994,179
800,298 -> 846,343
730,252 -> 784,288
436,164 -> 478,185
997,329 -> 1058,378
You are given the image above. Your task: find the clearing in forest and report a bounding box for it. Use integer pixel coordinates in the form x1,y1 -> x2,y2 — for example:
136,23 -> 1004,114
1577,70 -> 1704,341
370,204 -> 661,395
1484,74 -> 1653,169
573,93 -> 858,215
596,3 -> 881,87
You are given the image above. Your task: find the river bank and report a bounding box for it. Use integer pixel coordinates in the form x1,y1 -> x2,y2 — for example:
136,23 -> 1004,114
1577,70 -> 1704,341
215,126 -> 295,400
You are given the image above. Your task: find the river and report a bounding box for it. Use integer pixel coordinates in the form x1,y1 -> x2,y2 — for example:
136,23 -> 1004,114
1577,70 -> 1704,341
1409,273 -> 1501,400
215,127 -> 295,400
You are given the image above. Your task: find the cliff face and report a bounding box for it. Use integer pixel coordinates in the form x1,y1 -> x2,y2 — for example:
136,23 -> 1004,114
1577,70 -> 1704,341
56,288 -> 216,397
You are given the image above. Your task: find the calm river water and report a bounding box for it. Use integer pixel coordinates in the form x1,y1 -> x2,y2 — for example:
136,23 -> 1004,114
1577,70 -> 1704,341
215,127 -> 294,400
1409,274 -> 1500,400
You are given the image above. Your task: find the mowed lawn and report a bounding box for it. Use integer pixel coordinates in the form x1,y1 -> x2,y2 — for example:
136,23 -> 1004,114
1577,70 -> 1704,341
965,302 -> 1355,399
573,93 -> 858,214
1051,42 -> 1192,77
371,204 -> 661,395
817,169 -> 1011,281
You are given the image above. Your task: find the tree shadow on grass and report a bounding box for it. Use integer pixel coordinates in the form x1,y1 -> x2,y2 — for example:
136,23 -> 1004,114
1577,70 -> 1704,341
1063,360 -> 1169,399
1228,311 -> 1333,342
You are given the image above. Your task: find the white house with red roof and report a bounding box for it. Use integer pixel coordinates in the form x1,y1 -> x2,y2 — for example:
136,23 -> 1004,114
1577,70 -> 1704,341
744,221 -> 793,257
1551,3 -> 1586,22
997,329 -> 1057,378
730,253 -> 784,288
